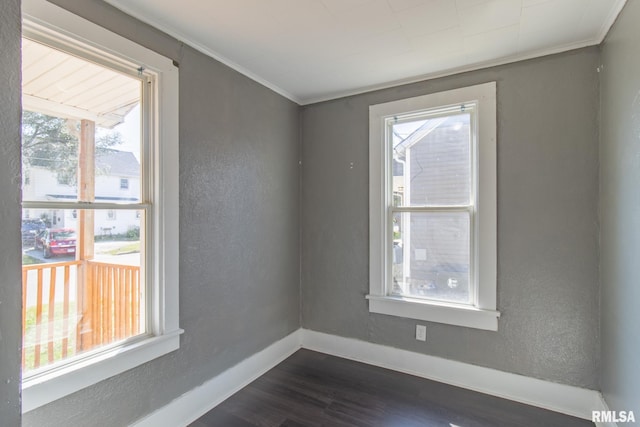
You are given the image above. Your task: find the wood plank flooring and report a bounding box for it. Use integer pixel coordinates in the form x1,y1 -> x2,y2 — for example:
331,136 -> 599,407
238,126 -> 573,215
190,349 -> 594,427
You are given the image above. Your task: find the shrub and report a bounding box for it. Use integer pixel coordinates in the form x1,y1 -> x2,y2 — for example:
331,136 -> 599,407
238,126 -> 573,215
126,226 -> 140,239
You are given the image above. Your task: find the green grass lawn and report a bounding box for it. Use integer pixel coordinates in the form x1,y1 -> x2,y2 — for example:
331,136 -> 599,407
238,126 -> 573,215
22,255 -> 76,371
104,241 -> 140,255
23,302 -> 78,372
22,254 -> 42,265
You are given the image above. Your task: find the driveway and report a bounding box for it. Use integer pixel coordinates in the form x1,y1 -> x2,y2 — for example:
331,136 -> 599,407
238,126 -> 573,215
24,246 -> 75,263
24,241 -> 140,264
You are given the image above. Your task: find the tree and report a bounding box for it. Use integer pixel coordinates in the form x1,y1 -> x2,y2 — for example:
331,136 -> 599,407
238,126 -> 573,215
22,110 -> 124,185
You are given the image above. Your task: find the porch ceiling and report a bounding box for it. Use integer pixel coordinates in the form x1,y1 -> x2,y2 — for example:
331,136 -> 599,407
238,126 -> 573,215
22,38 -> 140,129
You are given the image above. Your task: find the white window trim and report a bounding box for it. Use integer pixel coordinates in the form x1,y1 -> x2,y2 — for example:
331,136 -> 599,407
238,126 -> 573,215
21,0 -> 182,412
367,82 -> 499,331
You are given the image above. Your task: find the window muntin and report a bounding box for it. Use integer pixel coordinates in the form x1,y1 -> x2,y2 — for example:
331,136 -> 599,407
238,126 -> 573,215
368,82 -> 498,331
388,107 -> 475,305
21,37 -> 149,376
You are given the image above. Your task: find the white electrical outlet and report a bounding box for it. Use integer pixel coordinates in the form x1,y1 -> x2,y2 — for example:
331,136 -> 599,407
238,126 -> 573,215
416,325 -> 426,341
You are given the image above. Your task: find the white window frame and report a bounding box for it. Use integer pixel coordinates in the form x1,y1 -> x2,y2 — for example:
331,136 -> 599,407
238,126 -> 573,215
367,82 -> 499,331
21,0 -> 182,412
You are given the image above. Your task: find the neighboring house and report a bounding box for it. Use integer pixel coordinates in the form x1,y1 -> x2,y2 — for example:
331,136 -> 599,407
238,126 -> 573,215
22,149 -> 141,236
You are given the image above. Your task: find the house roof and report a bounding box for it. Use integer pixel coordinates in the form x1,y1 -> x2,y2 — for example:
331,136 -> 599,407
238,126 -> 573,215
96,150 -> 140,177
394,117 -> 449,155
22,38 -> 140,129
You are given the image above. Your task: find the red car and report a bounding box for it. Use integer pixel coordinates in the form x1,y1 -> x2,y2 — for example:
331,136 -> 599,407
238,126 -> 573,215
35,228 -> 76,258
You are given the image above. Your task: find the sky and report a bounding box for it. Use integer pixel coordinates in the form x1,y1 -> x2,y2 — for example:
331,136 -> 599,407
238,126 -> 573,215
96,104 -> 141,162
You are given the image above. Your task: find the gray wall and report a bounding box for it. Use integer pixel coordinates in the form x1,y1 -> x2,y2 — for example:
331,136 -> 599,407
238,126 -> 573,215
0,0 -> 23,424
301,48 -> 601,389
21,1 -> 301,426
600,0 -> 640,415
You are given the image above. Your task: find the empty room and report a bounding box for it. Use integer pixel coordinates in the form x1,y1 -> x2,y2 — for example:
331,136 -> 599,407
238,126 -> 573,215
1,0 -> 639,426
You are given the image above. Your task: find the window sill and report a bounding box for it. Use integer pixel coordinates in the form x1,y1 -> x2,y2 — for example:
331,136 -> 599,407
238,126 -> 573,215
22,328 -> 184,413
366,295 -> 499,331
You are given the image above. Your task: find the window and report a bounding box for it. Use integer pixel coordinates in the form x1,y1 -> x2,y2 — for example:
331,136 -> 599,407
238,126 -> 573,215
367,82 -> 498,331
120,178 -> 129,190
21,0 -> 181,412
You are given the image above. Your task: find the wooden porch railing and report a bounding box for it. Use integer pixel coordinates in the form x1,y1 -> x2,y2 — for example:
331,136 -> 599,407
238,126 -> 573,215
22,260 -> 141,371
80,260 -> 142,349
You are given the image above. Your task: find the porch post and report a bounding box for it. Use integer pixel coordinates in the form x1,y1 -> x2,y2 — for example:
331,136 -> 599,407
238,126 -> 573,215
76,119 -> 95,350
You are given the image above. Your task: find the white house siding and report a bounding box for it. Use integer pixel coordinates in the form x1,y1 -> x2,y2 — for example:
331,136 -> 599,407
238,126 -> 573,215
23,150 -> 141,235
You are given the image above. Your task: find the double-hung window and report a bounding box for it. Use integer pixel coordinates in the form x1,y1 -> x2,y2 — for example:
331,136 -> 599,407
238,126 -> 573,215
368,82 -> 499,331
21,0 -> 181,411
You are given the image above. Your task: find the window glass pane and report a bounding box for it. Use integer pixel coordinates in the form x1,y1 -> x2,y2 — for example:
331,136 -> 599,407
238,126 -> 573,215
392,113 -> 471,207
22,208 -> 145,374
22,38 -> 142,203
392,211 -> 470,304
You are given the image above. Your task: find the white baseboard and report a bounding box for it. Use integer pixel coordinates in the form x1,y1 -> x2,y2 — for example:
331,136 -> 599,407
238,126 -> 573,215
301,329 -> 602,421
131,329 -> 302,427
132,327 -> 607,425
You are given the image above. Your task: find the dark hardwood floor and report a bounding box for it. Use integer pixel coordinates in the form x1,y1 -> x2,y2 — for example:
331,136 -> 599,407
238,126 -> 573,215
190,349 -> 594,427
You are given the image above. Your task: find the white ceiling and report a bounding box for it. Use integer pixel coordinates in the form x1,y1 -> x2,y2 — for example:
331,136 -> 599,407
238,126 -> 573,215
105,0 -> 626,105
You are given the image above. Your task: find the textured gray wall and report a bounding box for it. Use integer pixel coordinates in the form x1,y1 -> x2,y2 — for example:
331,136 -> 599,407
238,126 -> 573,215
22,1 -> 300,426
0,0 -> 23,424
600,0 -> 640,415
301,48 -> 601,389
